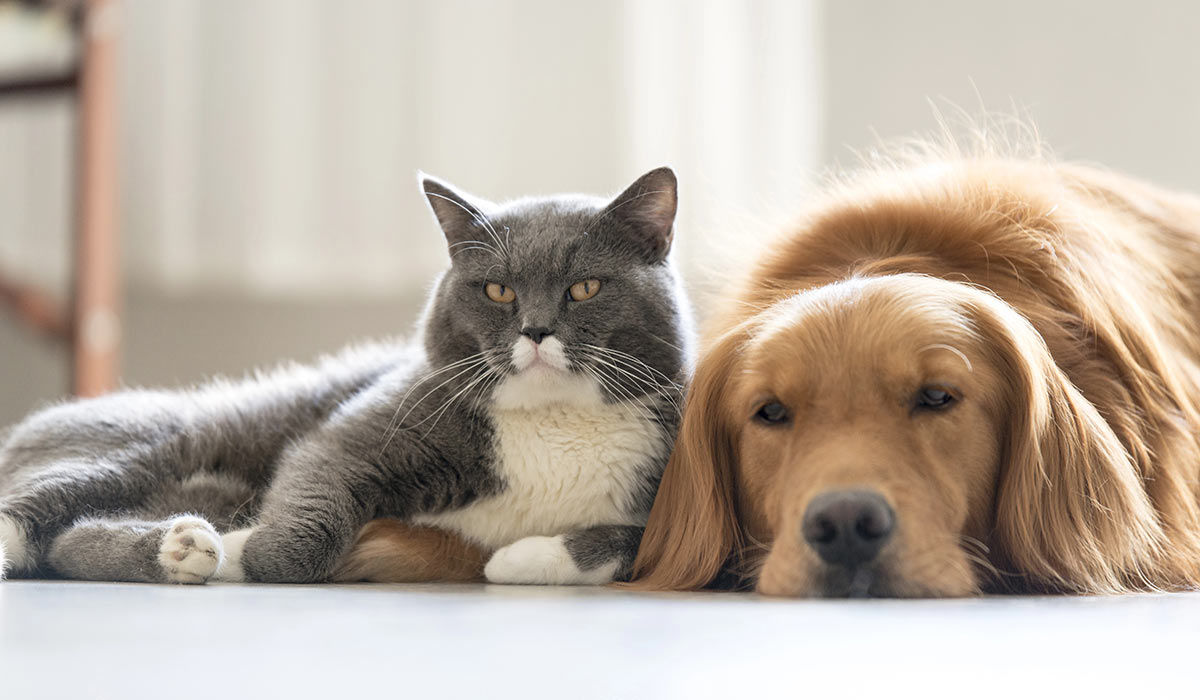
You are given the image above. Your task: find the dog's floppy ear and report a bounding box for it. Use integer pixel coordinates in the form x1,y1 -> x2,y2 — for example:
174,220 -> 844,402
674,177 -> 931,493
971,297 -> 1166,593
627,328 -> 746,590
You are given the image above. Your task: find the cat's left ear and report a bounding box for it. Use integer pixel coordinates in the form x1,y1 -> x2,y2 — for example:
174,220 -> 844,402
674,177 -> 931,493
419,172 -> 497,251
600,167 -> 678,263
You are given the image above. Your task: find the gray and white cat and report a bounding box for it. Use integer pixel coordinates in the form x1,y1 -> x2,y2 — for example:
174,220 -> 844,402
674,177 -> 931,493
0,167 -> 691,585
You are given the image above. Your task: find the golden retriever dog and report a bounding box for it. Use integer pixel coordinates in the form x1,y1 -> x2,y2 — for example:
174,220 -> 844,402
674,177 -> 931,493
629,152 -> 1200,597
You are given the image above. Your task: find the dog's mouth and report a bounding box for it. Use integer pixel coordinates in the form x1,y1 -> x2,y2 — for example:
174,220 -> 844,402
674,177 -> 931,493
812,563 -> 896,598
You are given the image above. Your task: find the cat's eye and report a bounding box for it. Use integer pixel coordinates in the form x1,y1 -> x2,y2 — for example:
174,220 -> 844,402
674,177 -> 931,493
914,385 -> 957,411
755,401 -> 789,425
568,279 -> 602,302
485,282 -> 516,303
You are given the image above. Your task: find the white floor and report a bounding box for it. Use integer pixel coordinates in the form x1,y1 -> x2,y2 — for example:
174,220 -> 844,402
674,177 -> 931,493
1,580 -> 1197,699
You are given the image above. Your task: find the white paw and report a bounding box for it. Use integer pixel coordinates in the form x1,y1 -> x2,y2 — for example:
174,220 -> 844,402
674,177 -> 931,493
158,516 -> 224,584
484,535 -> 618,585
212,528 -> 254,582
0,516 -> 32,578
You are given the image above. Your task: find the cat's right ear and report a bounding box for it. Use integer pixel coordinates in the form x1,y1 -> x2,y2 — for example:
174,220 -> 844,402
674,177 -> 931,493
601,167 -> 678,264
419,172 -> 495,251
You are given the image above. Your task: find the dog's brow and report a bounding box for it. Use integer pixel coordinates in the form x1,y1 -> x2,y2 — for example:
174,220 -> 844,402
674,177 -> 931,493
919,343 -> 973,372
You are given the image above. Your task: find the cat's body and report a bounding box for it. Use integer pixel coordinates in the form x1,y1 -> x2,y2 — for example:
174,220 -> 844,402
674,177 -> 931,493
0,168 -> 690,585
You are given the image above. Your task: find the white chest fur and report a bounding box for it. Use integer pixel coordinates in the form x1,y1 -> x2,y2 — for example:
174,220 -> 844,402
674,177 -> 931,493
414,383 -> 667,550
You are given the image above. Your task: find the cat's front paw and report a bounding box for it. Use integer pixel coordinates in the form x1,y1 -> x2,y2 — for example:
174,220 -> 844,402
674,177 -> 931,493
485,535 -> 617,585
158,516 -> 224,584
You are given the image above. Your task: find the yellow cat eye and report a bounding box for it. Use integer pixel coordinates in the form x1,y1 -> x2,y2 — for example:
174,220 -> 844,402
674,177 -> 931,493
568,279 -> 601,301
485,282 -> 516,303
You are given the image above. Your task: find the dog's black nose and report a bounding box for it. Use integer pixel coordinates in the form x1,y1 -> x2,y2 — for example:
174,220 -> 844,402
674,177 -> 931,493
802,490 -> 895,567
521,327 -> 553,344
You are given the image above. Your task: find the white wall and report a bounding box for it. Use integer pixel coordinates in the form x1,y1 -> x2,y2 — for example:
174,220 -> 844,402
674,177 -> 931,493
5,0 -> 1200,426
0,0 -> 821,422
823,0 -> 1200,191
117,0 -> 819,299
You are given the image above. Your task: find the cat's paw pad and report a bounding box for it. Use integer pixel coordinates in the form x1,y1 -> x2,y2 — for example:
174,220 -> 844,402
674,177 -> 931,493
485,535 -> 615,585
159,516 -> 224,584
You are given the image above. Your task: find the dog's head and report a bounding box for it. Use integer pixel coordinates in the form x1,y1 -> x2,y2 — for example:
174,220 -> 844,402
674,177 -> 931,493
632,273 -> 1164,597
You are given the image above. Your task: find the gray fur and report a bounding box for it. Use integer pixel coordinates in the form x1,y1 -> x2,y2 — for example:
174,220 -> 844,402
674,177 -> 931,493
0,168 -> 690,584
563,525 -> 644,579
47,518 -> 174,582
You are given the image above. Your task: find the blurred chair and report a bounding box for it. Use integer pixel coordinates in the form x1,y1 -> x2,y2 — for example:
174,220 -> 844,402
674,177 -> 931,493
0,0 -> 119,396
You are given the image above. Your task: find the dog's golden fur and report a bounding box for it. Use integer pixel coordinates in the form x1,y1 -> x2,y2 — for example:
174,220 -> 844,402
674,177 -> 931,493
630,155 -> 1200,596
332,519 -> 487,583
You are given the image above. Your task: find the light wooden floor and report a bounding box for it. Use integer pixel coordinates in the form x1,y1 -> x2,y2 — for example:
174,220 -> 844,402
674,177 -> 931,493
1,580 -> 1196,699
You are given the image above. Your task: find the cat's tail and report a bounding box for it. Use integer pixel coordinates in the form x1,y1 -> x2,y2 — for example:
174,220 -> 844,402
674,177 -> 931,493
0,535 -> 7,580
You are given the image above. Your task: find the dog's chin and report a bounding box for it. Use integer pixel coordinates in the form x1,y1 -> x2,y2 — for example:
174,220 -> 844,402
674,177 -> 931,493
811,564 -> 897,598
756,552 -> 980,598
757,562 -> 902,598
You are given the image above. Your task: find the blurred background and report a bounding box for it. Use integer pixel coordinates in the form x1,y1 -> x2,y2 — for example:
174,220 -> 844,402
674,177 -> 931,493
1,0 -> 1199,425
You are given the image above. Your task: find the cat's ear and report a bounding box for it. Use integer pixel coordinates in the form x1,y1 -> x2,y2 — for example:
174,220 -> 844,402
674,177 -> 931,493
419,172 -> 496,250
600,167 -> 678,263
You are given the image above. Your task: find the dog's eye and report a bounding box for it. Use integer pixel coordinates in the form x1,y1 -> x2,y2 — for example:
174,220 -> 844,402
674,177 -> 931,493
755,402 -> 790,424
915,386 -> 956,410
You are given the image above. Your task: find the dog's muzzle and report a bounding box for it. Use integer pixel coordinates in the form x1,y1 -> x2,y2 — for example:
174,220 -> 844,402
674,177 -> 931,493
802,489 -> 895,569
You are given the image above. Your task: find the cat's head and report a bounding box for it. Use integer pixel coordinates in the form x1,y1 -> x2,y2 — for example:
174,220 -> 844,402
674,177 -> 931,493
419,168 -> 691,411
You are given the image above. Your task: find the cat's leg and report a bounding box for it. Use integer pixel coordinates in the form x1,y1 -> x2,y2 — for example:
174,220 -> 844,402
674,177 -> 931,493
220,393 -> 479,583
212,527 -> 253,582
0,457 -> 159,578
484,525 -> 643,585
0,515 -> 33,578
218,449 -> 380,583
44,514 -> 223,583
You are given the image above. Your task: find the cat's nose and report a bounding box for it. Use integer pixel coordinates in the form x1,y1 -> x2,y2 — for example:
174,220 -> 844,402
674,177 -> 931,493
521,327 -> 554,344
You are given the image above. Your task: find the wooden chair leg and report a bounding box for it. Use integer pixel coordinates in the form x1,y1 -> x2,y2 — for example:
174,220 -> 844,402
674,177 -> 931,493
71,0 -> 120,397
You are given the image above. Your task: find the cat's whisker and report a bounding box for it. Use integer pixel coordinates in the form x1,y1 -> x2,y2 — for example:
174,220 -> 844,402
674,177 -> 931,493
579,358 -> 671,426
646,331 -> 685,353
582,351 -> 685,406
580,357 -> 681,424
576,363 -> 660,425
405,365 -> 492,435
465,369 -> 504,413
461,352 -> 507,416
448,240 -> 503,260
417,363 -> 503,438
378,354 -> 492,454
447,238 -> 500,252
378,355 -> 487,450
578,352 -> 674,409
588,343 -> 681,377
580,343 -> 685,390
381,352 -> 490,432
578,346 -> 660,384
580,354 -> 681,398
576,349 -> 684,418
469,366 -> 509,415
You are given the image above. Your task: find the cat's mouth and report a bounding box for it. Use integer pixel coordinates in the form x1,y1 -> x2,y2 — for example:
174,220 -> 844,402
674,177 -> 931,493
511,336 -> 571,374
